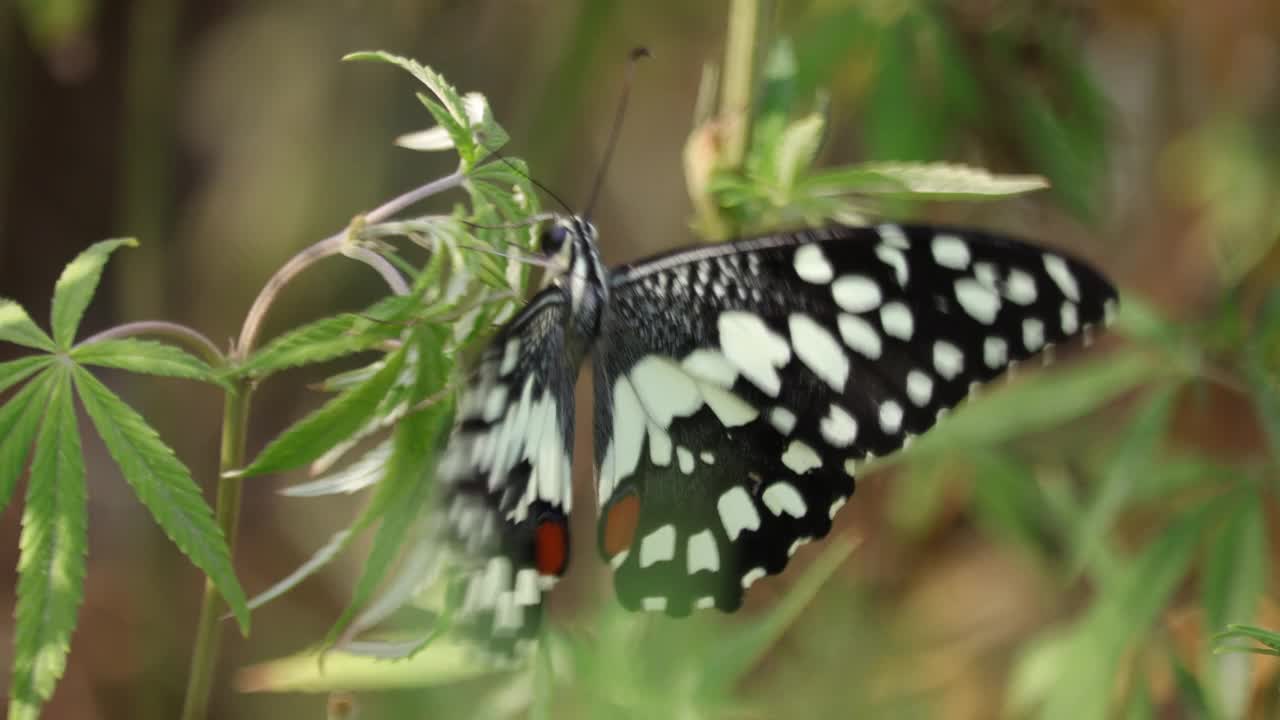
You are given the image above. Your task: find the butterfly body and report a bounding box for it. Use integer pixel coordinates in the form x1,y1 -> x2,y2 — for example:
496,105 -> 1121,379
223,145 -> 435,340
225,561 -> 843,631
435,217 -> 1117,651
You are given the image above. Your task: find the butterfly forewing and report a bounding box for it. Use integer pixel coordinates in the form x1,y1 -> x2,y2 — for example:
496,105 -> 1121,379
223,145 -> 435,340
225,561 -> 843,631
435,288 -> 582,653
592,224 -> 1117,614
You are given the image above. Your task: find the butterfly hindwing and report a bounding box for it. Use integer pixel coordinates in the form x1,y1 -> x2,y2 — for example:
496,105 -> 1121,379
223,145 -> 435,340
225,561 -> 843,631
436,288 -> 581,653
593,224 -> 1117,614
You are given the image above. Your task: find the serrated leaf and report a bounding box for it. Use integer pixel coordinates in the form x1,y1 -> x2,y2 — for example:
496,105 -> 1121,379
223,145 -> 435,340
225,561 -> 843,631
322,401 -> 445,649
805,162 -> 1049,199
416,93 -> 473,163
238,299 -> 409,379
70,365 -> 249,631
237,347 -> 407,477
9,369 -> 86,720
0,355 -> 52,394
0,370 -> 56,519
246,529 -> 351,612
70,338 -> 222,386
49,238 -> 137,349
0,300 -> 55,352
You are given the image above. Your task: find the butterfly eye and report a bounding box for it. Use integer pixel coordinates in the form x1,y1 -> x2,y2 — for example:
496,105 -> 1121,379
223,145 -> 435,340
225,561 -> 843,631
539,226 -> 569,256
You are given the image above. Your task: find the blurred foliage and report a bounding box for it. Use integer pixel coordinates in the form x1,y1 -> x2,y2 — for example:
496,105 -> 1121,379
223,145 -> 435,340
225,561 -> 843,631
3,1 -> 1280,719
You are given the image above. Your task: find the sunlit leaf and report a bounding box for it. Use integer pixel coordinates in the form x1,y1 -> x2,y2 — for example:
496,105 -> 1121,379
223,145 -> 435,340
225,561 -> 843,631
246,530 -> 351,612
0,370 -> 56,517
9,369 -> 86,720
70,338 -> 223,387
804,162 -> 1049,199
237,638 -> 501,693
49,238 -> 137,349
774,113 -> 824,193
71,366 -> 249,631
0,300 -> 55,352
0,355 -> 52,394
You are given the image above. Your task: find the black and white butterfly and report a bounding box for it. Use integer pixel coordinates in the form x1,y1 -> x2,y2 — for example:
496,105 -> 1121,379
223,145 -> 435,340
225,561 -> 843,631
434,216 -> 1117,654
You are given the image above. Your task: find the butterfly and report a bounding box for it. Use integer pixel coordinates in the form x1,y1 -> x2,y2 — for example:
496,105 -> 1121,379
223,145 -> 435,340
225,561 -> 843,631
433,216 -> 1117,655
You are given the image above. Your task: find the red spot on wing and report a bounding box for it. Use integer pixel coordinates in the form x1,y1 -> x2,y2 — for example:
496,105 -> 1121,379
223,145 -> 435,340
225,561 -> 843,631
535,519 -> 569,576
601,493 -> 641,559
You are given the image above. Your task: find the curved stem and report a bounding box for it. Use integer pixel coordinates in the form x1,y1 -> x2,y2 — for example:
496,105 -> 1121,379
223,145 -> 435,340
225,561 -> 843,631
76,320 -> 225,366
234,170 -> 463,360
181,170 -> 465,720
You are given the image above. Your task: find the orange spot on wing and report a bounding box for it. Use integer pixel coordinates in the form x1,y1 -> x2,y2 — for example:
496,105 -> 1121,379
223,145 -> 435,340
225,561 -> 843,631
535,519 -> 569,576
601,493 -> 641,559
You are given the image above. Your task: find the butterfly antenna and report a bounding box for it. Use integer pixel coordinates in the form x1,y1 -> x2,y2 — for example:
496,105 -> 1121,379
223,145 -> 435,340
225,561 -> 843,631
584,47 -> 651,222
480,144 -> 577,218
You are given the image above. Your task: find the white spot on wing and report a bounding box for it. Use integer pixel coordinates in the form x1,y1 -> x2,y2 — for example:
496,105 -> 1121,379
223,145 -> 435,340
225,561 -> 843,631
877,223 -> 910,249
677,446 -> 695,474
838,313 -> 882,359
828,497 -> 847,519
789,313 -> 850,391
687,530 -> 720,573
1061,302 -> 1079,334
700,383 -> 759,427
763,482 -> 807,517
718,486 -> 761,540
639,524 -> 677,568
880,302 -> 914,340
932,234 -> 970,269
642,597 -> 668,612
984,336 -> 1008,369
793,244 -> 834,283
832,275 -> 882,313
681,349 -> 738,387
819,403 -> 858,447
933,340 -> 965,380
1043,255 -> 1081,301
1023,317 -> 1045,351
879,400 -> 904,434
770,406 -> 797,435
782,439 -> 822,474
648,424 -> 673,466
630,355 -> 703,428
612,377 -> 647,485
1005,269 -> 1038,304
906,370 -> 933,406
741,567 -> 767,589
500,338 -> 520,376
955,278 -> 1002,324
718,311 -> 791,397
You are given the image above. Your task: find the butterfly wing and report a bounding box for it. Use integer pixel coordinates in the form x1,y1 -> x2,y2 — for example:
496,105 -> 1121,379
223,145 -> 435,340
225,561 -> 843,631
592,223 -> 1117,614
436,288 -> 581,653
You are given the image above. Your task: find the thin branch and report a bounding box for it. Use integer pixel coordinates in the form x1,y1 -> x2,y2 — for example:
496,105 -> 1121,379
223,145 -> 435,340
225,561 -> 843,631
77,320 -> 225,366
344,245 -> 411,296
234,171 -> 464,359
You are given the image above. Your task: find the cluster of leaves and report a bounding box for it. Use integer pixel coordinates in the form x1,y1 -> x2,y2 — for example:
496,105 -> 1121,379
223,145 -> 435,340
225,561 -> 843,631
0,51 -> 545,719
0,241 -> 248,720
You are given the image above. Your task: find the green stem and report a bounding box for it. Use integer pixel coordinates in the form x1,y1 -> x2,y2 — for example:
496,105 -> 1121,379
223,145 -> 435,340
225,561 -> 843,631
75,320 -> 225,366
180,383 -> 251,720
720,0 -> 766,169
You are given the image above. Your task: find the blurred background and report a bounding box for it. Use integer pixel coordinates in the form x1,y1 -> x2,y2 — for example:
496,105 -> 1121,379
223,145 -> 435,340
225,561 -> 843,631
3,1 -> 1280,718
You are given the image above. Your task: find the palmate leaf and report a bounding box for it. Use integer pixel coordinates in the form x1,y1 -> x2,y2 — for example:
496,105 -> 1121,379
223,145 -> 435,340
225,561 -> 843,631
0,355 -> 52,394
0,370 -> 56,516
49,238 -> 137,349
70,365 -> 249,631
0,300 -> 55,352
236,346 -> 407,477
70,338 -> 223,387
9,368 -> 87,720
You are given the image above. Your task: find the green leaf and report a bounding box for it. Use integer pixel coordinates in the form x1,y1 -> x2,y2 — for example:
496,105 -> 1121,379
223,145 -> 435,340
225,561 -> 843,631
1213,624 -> 1280,656
1203,493 -> 1266,630
9,369 -> 87,720
970,452 -> 1055,557
0,371 -> 57,519
70,338 -> 223,386
70,365 -> 249,631
698,537 -> 856,697
803,162 -> 1049,199
323,399 -> 446,649
900,347 -> 1160,461
237,299 -> 409,379
237,347 -> 407,477
0,300 -> 55,352
0,355 -> 52,394
774,113 -> 825,193
49,238 -> 137,349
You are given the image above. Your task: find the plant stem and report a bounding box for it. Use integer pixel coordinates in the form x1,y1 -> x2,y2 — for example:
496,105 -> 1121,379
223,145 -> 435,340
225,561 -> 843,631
180,383 -> 250,720
76,320 -> 225,366
179,170 -> 463,719
720,0 -> 766,169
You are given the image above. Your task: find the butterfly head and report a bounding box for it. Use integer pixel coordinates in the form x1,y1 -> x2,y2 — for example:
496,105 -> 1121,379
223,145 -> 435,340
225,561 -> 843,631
540,215 -> 607,336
